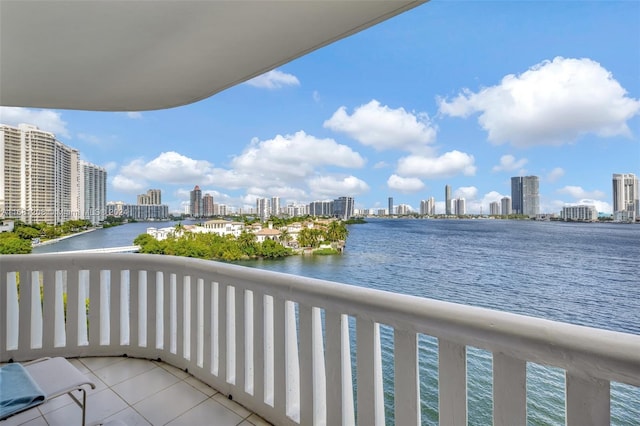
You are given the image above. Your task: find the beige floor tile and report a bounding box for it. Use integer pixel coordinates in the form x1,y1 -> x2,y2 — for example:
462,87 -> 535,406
100,407 -> 152,426
166,398 -> 243,426
92,358 -> 156,387
112,365 -> 181,404
212,393 -> 252,418
184,375 -> 217,397
133,381 -> 208,425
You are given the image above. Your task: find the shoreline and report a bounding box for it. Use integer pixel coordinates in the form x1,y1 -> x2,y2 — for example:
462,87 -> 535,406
32,228 -> 97,247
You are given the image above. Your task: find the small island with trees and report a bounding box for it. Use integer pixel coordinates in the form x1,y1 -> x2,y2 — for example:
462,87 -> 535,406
135,216 -> 350,262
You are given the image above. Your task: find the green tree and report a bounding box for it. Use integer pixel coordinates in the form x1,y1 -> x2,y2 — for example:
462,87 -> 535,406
325,220 -> 348,242
298,227 -> 323,248
237,231 -> 258,256
15,226 -> 40,240
0,233 -> 32,254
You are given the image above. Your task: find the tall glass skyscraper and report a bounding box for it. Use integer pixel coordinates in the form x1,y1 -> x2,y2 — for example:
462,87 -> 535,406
445,185 -> 452,215
511,176 -> 539,217
388,197 -> 393,216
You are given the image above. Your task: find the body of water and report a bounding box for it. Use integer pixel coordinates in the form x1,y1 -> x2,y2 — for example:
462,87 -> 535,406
32,218 -> 640,424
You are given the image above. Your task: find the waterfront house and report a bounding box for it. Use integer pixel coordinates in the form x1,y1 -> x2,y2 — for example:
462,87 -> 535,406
1,2 -> 639,426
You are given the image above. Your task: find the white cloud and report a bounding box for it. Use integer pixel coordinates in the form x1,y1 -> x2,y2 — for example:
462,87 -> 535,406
557,185 -> 605,200
116,151 -> 214,185
245,69 -> 300,89
546,167 -> 565,183
308,175 -> 370,199
387,174 -> 425,193
324,100 -> 437,151
111,175 -> 147,193
396,150 -> 476,179
373,161 -> 389,169
231,131 -> 365,180
454,186 -> 478,200
313,90 -> 321,103
438,57 -> 640,147
126,112 -> 142,119
492,154 -> 528,172
0,107 -> 70,138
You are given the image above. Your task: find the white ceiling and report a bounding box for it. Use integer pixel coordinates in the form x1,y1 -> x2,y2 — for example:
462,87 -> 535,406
0,1 -> 426,112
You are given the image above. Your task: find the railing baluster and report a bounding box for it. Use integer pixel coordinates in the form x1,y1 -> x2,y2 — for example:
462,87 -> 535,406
17,268 -> 32,352
88,269 -> 101,348
235,286 -> 246,389
244,289 -> 254,395
395,328 -> 420,426
493,352 -> 526,425
326,312 -> 355,426
182,275 -> 191,360
130,269 -> 140,348
196,278 -> 204,368
218,282 -> 228,384
299,303 -> 313,425
357,318 -> 384,426
226,285 -> 236,384
273,296 -> 286,418
54,271 -> 66,348
566,372 -> 610,426
138,271 -> 148,348
111,270 -> 123,346
438,338 -> 467,426
202,279 -> 212,373
190,275 -> 199,363
42,270 -> 55,350
147,271 -> 158,352
65,268 -> 79,349
253,290 -> 265,405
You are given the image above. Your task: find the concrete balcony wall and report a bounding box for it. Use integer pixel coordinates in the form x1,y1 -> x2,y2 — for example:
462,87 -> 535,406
1,253 -> 639,426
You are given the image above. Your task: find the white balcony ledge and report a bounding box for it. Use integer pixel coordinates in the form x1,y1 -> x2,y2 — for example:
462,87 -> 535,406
1,253 -> 639,426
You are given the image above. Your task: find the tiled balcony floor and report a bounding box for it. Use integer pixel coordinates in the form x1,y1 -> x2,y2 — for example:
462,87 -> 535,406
1,357 -> 271,426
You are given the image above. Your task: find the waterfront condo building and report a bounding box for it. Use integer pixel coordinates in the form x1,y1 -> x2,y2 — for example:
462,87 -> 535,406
455,197 -> 466,216
1,123 -> 106,225
388,197 -> 393,216
333,196 -> 355,220
511,176 -> 540,217
137,189 -> 161,205
420,197 -> 436,215
202,193 -> 214,217
256,197 -> 270,221
501,196 -> 512,216
612,173 -> 639,222
445,185 -> 452,215
190,185 -> 203,217
80,160 -> 107,224
561,205 -> 598,222
271,196 -> 281,217
489,201 -> 500,216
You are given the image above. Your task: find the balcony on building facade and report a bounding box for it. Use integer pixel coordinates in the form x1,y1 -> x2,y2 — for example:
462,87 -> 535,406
1,253 -> 639,425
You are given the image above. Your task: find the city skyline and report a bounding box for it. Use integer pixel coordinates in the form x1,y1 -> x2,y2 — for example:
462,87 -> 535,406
0,1 -> 638,215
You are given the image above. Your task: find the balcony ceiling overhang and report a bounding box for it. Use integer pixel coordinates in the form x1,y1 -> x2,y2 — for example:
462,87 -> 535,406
0,0 -> 426,112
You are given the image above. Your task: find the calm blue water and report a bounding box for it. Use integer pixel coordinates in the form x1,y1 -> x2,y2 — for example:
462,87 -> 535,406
33,218 -> 640,424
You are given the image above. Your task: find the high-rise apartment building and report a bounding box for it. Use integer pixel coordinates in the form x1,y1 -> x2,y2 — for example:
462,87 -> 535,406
309,200 -> 333,217
388,197 -> 393,216
81,160 -> 107,224
455,198 -> 466,215
612,173 -> 639,222
511,176 -> 539,217
420,197 -> 436,215
333,196 -> 355,220
202,193 -> 214,217
256,197 -> 270,221
561,205 -> 598,222
489,201 -> 500,216
501,197 -> 512,216
137,189 -> 161,205
1,123 -> 104,225
190,185 -> 203,217
271,196 -> 280,217
445,185 -> 452,215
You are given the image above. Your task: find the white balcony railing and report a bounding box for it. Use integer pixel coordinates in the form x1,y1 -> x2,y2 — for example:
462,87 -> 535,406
1,253 -> 639,425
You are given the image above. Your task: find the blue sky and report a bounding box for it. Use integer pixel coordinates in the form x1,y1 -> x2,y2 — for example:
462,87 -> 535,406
2,1 -> 639,215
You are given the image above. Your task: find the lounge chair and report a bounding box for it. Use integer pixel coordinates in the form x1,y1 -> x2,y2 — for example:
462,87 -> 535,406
0,357 -> 96,425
